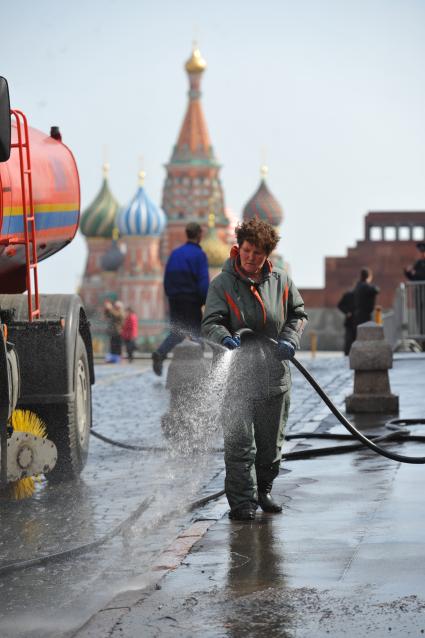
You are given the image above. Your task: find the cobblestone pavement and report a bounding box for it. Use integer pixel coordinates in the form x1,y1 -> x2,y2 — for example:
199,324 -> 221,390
0,352 -> 391,638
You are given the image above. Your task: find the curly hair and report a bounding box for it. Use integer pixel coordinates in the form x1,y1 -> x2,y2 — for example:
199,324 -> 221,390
235,218 -> 280,256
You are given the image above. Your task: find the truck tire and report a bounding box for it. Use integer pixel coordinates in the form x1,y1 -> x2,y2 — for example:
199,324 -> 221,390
29,334 -> 91,481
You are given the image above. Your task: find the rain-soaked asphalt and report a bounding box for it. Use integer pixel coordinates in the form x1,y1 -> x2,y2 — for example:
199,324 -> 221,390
0,357 -> 225,638
1,352 -> 423,638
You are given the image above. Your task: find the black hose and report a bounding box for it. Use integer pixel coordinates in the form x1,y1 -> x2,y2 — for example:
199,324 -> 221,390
0,487 -> 226,576
386,418 -> 425,428
282,430 -> 421,460
90,428 -> 165,452
284,442 -> 364,460
286,432 -> 394,441
289,355 -> 425,464
90,429 -> 226,453
0,498 -> 151,576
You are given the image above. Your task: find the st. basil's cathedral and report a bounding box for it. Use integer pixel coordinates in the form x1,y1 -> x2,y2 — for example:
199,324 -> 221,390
78,45 -> 284,352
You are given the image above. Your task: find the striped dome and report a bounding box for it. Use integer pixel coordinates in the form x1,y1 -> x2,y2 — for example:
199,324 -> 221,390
117,173 -> 166,237
80,164 -> 120,238
243,167 -> 283,227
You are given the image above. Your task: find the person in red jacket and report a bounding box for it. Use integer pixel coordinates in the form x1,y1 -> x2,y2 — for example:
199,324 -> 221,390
121,307 -> 138,363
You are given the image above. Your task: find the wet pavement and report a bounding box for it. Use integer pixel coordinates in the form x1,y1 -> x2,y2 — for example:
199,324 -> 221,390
0,361 -> 225,638
1,352 -> 425,637
75,353 -> 425,638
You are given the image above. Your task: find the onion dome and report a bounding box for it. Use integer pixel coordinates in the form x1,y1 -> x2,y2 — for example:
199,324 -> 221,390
80,164 -> 120,238
201,213 -> 229,268
101,228 -> 125,272
117,171 -> 166,237
242,165 -> 283,227
185,43 -> 207,74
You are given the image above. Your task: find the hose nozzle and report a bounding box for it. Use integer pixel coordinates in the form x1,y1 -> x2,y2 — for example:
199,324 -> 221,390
236,328 -> 256,347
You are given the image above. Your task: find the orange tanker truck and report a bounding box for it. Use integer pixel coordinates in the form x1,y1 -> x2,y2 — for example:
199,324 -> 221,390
0,77 -> 94,499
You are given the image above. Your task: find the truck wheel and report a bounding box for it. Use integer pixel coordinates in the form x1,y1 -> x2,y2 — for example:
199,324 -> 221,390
29,335 -> 91,481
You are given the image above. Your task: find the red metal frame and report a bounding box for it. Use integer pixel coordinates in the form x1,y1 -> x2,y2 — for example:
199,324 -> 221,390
9,109 -> 40,321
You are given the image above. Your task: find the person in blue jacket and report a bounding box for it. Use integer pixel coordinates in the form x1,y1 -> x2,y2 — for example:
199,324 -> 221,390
152,222 -> 210,376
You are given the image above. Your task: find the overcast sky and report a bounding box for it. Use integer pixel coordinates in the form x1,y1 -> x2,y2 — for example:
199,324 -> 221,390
2,0 -> 425,291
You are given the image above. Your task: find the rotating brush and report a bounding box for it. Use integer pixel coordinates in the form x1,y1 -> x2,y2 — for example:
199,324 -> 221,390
6,410 -> 47,500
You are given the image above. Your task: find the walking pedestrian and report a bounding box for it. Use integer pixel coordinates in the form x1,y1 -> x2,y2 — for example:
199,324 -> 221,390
152,222 -> 210,376
121,307 -> 138,363
104,300 -> 125,363
202,218 -> 307,521
337,289 -> 356,355
352,268 -> 379,329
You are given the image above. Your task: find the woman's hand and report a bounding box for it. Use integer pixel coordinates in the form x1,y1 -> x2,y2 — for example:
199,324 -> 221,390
277,339 -> 295,360
222,336 -> 241,350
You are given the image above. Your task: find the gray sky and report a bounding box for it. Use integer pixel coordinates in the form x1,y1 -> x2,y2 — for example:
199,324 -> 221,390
2,0 -> 425,291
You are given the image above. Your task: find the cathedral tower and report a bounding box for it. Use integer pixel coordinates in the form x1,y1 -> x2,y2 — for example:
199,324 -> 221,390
161,44 -> 228,256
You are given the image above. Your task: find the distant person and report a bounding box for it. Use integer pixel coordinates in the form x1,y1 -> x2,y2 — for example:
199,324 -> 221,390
404,242 -> 425,282
152,222 -> 210,376
337,289 -> 356,355
353,268 -> 379,329
104,300 -> 125,363
404,242 -> 425,340
121,307 -> 138,363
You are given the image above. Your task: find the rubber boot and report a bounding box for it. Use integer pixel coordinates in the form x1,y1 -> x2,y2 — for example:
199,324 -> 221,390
258,482 -> 282,513
228,504 -> 256,521
152,351 -> 164,376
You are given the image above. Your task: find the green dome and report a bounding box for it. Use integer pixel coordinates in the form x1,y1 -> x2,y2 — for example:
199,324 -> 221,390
80,165 -> 120,238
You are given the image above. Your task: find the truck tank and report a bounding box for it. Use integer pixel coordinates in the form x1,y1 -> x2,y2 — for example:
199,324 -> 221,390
0,121 -> 80,293
0,77 -> 94,499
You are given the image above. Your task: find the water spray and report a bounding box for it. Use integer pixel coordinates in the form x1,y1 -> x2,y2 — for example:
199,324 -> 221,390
91,334 -> 425,463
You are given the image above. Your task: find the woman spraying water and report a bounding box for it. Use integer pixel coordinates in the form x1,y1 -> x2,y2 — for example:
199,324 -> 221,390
202,218 -> 307,521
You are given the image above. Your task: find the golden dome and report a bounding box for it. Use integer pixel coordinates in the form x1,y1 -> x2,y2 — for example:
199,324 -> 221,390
201,213 -> 229,268
185,44 -> 207,74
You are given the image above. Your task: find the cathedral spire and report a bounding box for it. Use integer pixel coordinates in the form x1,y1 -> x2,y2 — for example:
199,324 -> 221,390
161,45 -> 227,254
184,43 -> 207,102
173,43 -> 213,162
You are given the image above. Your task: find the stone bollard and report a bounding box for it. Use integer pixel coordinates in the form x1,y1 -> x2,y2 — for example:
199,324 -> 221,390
162,340 -> 211,439
345,321 -> 399,413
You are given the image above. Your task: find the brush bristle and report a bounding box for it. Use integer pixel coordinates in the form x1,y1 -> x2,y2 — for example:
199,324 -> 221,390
5,410 -> 47,500
8,477 -> 36,500
10,410 -> 47,438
